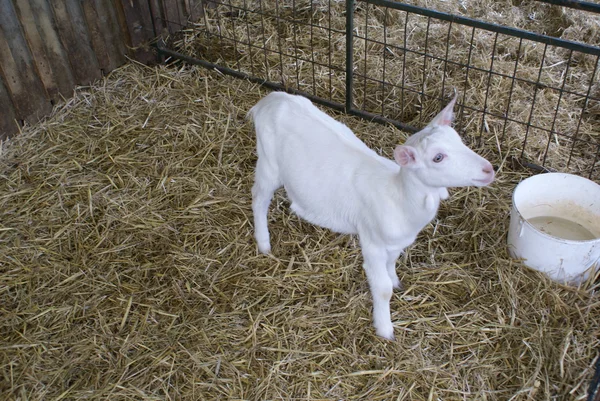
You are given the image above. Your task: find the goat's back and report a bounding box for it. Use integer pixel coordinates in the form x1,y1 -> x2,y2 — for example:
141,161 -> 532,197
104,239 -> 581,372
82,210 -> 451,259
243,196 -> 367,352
249,92 -> 391,166
249,92 -> 399,234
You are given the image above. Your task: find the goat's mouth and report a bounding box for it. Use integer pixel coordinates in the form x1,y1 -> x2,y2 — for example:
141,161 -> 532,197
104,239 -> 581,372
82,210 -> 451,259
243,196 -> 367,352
473,176 -> 494,186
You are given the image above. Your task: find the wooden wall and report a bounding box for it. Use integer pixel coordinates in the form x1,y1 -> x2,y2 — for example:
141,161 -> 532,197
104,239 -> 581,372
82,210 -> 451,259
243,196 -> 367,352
0,0 -> 204,139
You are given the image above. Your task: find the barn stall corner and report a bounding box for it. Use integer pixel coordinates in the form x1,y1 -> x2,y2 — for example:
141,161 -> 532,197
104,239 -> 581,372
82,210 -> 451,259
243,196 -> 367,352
1,0 -> 600,400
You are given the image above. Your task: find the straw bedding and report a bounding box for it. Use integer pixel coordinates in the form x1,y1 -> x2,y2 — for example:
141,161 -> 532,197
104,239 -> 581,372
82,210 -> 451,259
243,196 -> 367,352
1,1 -> 600,400
0,61 -> 598,400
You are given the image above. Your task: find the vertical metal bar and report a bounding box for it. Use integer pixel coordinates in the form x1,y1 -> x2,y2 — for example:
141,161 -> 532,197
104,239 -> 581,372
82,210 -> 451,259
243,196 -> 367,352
345,0 -> 354,112
542,50 -> 572,167
479,32 -> 499,145
243,0 -> 255,76
567,54 -> 599,168
292,0 -> 301,89
328,0 -> 333,100
363,2 -> 369,111
501,38 -> 522,143
520,43 -> 548,159
440,21 -> 453,110
257,0 -> 270,81
458,27 -> 476,133
274,0 -> 285,85
226,0 -> 241,71
310,0 -> 316,96
401,12 -> 408,119
382,7 -> 388,117
419,17 -> 431,125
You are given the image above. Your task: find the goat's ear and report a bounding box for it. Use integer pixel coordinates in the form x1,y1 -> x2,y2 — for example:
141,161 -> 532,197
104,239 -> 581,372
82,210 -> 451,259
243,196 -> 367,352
428,92 -> 458,127
393,145 -> 420,167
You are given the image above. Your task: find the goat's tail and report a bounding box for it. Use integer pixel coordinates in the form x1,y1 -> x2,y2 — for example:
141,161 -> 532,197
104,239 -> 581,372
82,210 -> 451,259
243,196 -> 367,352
247,92 -> 278,123
246,103 -> 259,123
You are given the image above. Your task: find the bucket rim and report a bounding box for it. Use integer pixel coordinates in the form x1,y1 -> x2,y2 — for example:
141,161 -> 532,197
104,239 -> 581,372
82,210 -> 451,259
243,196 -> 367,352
511,172 -> 600,244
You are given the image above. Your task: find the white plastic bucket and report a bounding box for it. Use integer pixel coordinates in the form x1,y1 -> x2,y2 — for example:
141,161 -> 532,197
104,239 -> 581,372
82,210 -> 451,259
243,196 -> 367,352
507,173 -> 600,284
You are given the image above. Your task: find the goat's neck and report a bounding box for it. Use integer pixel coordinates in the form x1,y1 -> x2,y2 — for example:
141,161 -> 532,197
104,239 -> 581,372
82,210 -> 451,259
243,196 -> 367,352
394,168 -> 445,222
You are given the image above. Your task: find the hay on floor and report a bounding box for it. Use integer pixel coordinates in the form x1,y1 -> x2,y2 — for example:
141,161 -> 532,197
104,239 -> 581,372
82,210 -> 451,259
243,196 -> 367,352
0,62 -> 599,400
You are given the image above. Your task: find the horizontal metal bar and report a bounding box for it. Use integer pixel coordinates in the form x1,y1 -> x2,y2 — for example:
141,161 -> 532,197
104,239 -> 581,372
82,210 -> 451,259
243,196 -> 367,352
353,75 -> 600,141
157,41 -> 566,168
156,39 -> 418,133
351,41 -> 600,103
194,30 -> 347,73
160,38 -> 597,145
534,0 -> 600,13
160,39 -> 597,146
196,1 -> 347,35
155,39 -> 346,110
347,107 -> 417,132
353,96 -> 600,149
521,161 -> 556,173
364,0 -> 600,56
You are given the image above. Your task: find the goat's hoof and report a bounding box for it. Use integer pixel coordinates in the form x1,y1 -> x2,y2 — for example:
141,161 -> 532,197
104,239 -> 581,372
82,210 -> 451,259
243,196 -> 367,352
391,276 -> 402,290
375,323 -> 395,340
257,242 -> 271,254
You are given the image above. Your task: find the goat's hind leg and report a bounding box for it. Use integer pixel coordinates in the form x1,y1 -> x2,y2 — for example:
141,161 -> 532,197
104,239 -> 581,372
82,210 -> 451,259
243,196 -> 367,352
252,159 -> 280,254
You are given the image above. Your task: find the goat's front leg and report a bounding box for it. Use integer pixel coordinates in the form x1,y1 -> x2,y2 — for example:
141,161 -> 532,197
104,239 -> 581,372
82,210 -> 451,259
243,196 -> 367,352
361,240 -> 395,340
386,248 -> 403,290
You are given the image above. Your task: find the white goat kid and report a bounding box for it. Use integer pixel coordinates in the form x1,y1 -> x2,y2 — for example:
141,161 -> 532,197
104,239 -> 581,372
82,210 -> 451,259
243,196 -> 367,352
248,92 -> 494,339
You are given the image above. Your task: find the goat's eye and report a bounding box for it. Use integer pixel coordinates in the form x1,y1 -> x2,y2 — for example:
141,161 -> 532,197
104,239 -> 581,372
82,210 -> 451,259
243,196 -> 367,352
433,153 -> 444,163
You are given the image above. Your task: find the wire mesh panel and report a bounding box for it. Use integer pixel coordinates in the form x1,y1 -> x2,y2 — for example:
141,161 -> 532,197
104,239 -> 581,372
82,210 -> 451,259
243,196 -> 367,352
352,1 -> 600,180
159,0 -> 600,181
168,0 -> 348,106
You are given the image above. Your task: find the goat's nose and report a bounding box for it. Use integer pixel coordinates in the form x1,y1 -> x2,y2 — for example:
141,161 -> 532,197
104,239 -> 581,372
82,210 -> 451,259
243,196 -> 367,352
482,163 -> 494,174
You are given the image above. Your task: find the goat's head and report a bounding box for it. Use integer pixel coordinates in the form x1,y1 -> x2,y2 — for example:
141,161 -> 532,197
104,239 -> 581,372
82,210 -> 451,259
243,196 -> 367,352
393,94 -> 495,188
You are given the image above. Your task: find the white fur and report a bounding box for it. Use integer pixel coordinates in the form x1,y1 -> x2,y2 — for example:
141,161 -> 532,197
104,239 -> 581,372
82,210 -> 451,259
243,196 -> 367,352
248,92 -> 494,339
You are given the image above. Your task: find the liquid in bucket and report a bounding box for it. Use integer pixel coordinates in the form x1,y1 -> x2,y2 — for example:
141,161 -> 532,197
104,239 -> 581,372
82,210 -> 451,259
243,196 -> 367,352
528,215 -> 597,241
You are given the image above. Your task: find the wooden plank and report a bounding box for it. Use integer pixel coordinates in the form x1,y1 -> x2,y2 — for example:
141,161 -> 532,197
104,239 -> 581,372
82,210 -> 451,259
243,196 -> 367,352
149,0 -> 168,38
176,0 -> 188,24
100,0 -> 129,65
12,0 -> 58,100
0,0 -> 52,124
162,0 -> 183,34
188,0 -> 203,22
112,0 -> 136,59
51,0 -> 101,85
0,75 -> 18,139
80,0 -> 129,72
119,0 -> 157,64
29,0 -> 76,99
181,0 -> 196,24
80,0 -> 114,72
183,0 -> 192,21
13,0 -> 75,103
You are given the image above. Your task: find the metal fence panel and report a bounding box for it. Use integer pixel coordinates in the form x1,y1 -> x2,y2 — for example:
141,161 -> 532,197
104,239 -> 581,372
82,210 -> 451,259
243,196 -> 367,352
158,0 -> 600,181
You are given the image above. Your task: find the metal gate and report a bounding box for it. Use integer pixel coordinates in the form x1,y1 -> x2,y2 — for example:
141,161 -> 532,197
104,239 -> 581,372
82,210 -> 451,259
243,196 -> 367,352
157,0 -> 600,181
